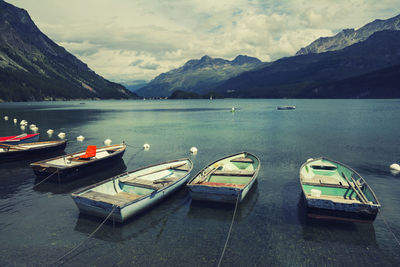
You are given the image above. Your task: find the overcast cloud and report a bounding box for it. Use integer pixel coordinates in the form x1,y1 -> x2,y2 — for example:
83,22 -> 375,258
8,0 -> 400,83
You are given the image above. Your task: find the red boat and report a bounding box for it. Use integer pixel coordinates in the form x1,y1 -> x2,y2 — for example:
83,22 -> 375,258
0,133 -> 40,144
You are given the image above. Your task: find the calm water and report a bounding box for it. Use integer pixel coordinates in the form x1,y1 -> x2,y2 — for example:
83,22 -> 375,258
0,99 -> 400,266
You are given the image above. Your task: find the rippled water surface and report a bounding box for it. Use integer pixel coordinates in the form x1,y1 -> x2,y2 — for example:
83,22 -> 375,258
0,99 -> 399,266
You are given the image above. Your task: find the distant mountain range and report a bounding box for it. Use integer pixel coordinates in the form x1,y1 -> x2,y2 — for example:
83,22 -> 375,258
214,30 -> 400,98
121,80 -> 148,92
296,14 -> 400,55
136,55 -> 263,97
0,0 -> 137,101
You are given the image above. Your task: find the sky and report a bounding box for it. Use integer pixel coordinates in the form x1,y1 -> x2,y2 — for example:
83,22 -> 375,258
7,0 -> 400,84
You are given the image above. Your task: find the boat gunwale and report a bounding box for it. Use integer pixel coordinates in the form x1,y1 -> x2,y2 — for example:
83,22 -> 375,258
187,151 -> 260,191
30,144 -> 126,170
299,157 -> 381,207
0,139 -> 67,152
72,158 -> 193,209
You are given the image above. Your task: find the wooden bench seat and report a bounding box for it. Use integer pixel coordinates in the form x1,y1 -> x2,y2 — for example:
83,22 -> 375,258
122,178 -> 163,190
81,191 -> 141,206
213,169 -> 255,176
231,157 -> 253,163
200,182 -> 246,188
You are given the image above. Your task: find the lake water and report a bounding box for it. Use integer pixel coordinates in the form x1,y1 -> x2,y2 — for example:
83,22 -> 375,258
0,99 -> 400,266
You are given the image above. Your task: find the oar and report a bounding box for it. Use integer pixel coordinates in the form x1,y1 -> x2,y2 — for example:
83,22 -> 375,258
342,172 -> 368,204
3,133 -> 28,141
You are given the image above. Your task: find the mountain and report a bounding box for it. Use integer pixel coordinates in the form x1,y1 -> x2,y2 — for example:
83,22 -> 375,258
0,1 -> 137,101
215,30 -> 400,98
136,55 -> 263,97
121,80 -> 148,92
296,14 -> 400,55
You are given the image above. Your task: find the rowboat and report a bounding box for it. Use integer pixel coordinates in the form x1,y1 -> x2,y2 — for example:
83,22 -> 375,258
71,158 -> 193,222
277,105 -> 296,110
0,140 -> 67,161
187,152 -> 260,204
0,133 -> 40,144
299,157 -> 381,222
30,144 -> 126,180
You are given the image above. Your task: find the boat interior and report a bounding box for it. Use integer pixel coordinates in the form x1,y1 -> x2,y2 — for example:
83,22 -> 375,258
190,153 -> 258,188
0,140 -> 64,152
300,159 -> 378,205
77,160 -> 191,207
38,145 -> 124,167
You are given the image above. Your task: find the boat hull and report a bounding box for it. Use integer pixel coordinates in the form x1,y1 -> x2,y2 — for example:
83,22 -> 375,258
73,174 -> 190,222
31,145 -> 126,181
189,175 -> 256,204
72,158 -> 193,222
303,194 -> 379,222
0,141 -> 67,161
0,133 -> 40,144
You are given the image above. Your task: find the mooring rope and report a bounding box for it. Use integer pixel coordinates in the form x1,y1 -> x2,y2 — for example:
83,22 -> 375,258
217,191 -> 240,267
52,205 -> 117,266
32,169 -> 59,188
380,211 -> 400,248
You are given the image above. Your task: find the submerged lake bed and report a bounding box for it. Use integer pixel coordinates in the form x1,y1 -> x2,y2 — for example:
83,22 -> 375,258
0,99 -> 400,266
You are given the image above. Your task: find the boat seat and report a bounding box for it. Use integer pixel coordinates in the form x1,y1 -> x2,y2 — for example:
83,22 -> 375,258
80,191 -> 141,206
170,163 -> 190,171
213,169 -> 255,176
200,182 -> 246,188
122,178 -> 164,190
79,145 -> 97,159
230,157 -> 253,163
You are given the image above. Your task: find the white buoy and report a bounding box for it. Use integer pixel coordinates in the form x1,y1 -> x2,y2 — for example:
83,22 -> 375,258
76,135 -> 85,142
190,147 -> 198,154
20,125 -> 26,131
13,118 -> 17,124
143,143 -> 150,150
231,107 -> 235,112
29,124 -> 36,129
58,132 -> 66,139
306,158 -> 314,162
390,163 -> 400,171
32,127 -> 39,132
47,129 -> 54,135
104,139 -> 112,145
20,120 -> 27,126
4,116 -> 8,120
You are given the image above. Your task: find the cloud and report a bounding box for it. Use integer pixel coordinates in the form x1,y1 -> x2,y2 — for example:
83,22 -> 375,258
7,0 -> 400,82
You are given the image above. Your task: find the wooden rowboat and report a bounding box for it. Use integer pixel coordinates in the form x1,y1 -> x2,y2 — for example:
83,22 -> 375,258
187,152 -> 260,204
0,133 -> 40,144
299,157 -> 381,222
30,144 -> 126,181
71,158 -> 193,222
0,140 -> 67,161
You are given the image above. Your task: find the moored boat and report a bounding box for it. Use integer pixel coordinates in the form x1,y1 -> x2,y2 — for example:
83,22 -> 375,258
0,133 -> 40,144
0,140 -> 67,161
299,157 -> 381,222
187,152 -> 260,204
277,105 -> 296,110
71,158 -> 193,222
30,143 -> 126,181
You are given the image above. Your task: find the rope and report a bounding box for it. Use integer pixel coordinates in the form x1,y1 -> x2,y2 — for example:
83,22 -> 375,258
32,169 -> 59,188
124,142 -> 144,150
380,211 -> 400,248
217,191 -> 240,267
52,205 -> 117,266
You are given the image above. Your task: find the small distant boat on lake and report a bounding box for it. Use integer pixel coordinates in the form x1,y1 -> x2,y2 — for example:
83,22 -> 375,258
0,133 -> 40,144
71,158 -> 193,222
187,152 -> 260,204
277,105 -> 296,110
0,140 -> 67,161
299,157 -> 381,222
30,144 -> 126,180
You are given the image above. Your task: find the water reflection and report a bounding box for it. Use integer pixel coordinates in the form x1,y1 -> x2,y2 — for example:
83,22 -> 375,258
297,193 -> 377,246
187,181 -> 259,223
33,159 -> 127,194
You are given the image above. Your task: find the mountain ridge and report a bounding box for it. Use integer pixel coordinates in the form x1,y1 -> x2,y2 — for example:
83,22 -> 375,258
136,54 -> 264,97
0,0 -> 137,101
